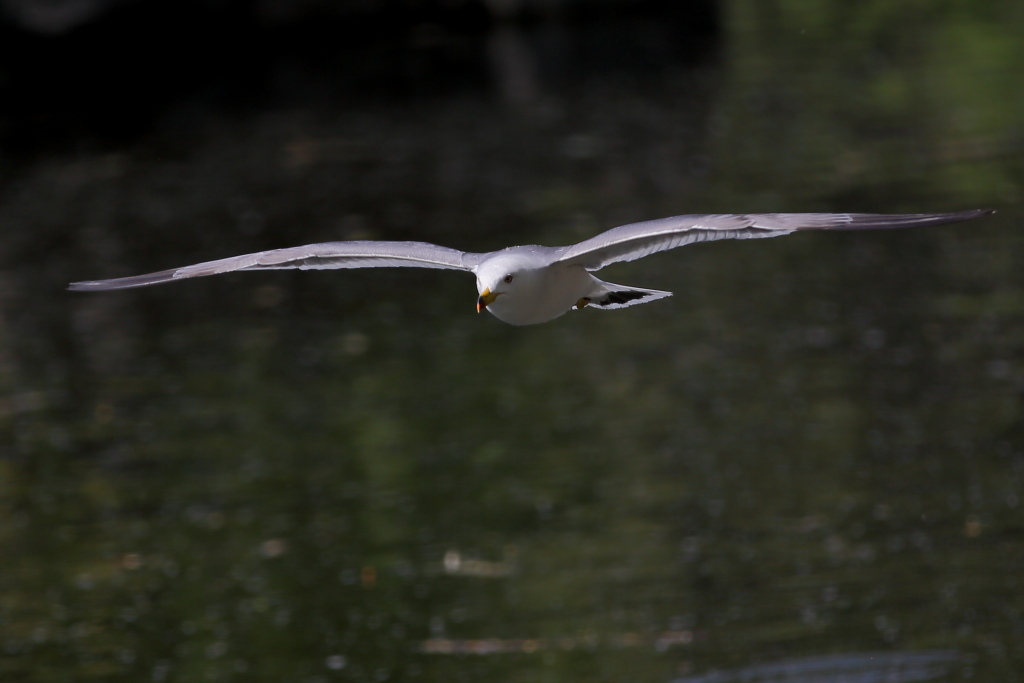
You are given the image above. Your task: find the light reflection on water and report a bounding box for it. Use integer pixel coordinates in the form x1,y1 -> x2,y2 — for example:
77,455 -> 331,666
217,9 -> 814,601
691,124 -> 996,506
3,2 -> 1024,681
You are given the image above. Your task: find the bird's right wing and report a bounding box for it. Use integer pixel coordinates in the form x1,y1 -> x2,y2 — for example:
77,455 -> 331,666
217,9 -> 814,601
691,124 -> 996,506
69,240 -> 482,291
554,210 -> 994,271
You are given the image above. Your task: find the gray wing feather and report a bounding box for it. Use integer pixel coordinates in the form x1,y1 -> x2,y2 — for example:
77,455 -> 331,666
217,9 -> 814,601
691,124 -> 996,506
555,210 -> 994,271
69,241 -> 480,291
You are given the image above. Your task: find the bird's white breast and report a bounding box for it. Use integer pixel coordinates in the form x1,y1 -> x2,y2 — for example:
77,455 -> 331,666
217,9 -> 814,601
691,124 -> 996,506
484,263 -> 594,326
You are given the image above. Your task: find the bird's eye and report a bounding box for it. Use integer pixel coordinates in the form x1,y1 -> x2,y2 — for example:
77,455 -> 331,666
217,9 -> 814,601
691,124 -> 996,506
504,274 -> 514,283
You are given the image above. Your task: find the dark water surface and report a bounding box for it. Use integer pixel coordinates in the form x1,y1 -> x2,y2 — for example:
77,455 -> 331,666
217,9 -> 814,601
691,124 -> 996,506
3,2 -> 1024,681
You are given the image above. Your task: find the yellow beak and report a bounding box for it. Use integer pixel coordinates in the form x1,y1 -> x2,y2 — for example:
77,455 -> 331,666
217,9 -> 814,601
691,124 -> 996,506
476,288 -> 498,313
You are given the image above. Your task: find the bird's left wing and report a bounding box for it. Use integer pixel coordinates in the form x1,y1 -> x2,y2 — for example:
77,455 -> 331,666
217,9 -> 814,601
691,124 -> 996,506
69,240 -> 481,291
554,210 -> 994,271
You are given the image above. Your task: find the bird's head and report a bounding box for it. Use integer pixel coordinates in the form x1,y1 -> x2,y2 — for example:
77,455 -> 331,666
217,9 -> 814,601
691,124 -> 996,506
476,266 -> 517,314
474,251 -> 543,316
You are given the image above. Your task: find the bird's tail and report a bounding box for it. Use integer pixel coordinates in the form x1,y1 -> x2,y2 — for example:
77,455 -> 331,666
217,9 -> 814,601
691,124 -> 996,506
579,280 -> 673,310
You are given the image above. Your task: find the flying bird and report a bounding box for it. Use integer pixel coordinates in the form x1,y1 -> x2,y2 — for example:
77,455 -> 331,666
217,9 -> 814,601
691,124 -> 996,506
69,210 -> 993,326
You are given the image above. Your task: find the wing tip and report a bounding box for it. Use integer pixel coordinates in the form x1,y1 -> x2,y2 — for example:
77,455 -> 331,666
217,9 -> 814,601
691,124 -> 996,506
67,268 -> 182,291
839,208 -> 997,230
955,208 -> 996,220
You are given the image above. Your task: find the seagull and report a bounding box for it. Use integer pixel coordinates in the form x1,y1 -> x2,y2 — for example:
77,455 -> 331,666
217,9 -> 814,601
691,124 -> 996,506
69,209 -> 993,326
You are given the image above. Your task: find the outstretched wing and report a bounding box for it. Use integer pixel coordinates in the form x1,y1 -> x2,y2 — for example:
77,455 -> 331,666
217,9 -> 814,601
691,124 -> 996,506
554,210 -> 994,271
69,240 -> 482,291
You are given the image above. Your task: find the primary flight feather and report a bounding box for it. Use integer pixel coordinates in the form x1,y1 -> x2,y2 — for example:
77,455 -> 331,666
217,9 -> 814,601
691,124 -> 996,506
69,209 -> 993,325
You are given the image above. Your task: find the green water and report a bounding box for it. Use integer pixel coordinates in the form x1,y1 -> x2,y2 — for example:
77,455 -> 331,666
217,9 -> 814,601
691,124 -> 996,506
2,2 -> 1023,681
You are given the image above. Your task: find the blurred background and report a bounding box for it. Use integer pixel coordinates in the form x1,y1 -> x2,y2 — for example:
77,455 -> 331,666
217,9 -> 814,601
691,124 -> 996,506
1,0 -> 1023,681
